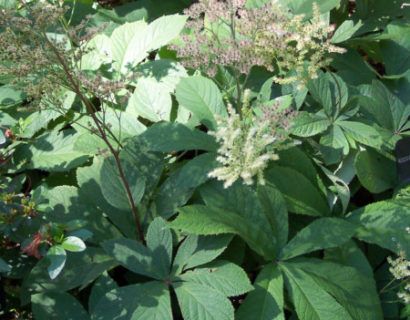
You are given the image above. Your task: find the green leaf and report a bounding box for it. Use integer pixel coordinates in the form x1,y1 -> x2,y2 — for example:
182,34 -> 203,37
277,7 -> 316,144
325,240 -> 373,277
286,0 -> 341,17
102,238 -> 166,280
276,147 -> 319,188
346,199 -> 410,256
61,236 -> 86,252
151,153 -> 216,219
46,245 -> 67,280
44,185 -> 121,242
338,120 -> 383,148
331,50 -> 375,85
0,84 -> 26,107
139,122 -> 218,152
287,258 -> 384,320
280,218 -> 357,260
175,152 -> 218,188
174,282 -> 234,320
21,248 -> 116,304
100,155 -> 145,210
331,20 -> 363,43
320,125 -> 349,164
199,182 -> 278,252
0,258 -> 11,272
359,81 -> 410,132
175,75 -> 227,130
170,205 -> 277,260
32,291 -> 90,320
147,217 -> 173,277
126,78 -> 172,121
307,72 -> 348,118
88,272 -> 119,315
354,148 -> 398,193
257,184 -> 289,251
180,260 -> 253,297
281,262 -> 354,320
134,59 -> 187,92
76,157 -> 139,239
172,234 -> 232,275
91,282 -> 171,320
291,112 -> 330,137
13,130 -> 89,172
265,166 -> 330,216
236,263 -> 284,320
380,22 -> 410,77
111,14 -> 187,75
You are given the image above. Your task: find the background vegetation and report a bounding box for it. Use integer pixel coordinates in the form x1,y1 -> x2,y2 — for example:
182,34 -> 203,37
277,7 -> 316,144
0,0 -> 409,319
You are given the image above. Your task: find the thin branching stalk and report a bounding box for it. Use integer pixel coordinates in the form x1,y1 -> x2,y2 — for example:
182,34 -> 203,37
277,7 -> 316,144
39,28 -> 146,244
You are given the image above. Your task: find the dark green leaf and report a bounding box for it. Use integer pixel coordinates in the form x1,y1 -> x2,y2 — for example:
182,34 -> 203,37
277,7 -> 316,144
179,260 -> 253,297
354,148 -> 398,193
174,282 -> 234,320
280,218 -> 357,260
236,263 -> 284,320
100,155 -> 145,210
139,122 -> 218,152
265,166 -> 330,216
172,234 -> 232,275
170,205 -> 277,260
32,291 -> 90,320
102,238 -> 165,280
91,282 -> 171,320
291,112 -> 330,137
346,199 -> 410,256
89,272 -> 119,315
147,217 -> 173,278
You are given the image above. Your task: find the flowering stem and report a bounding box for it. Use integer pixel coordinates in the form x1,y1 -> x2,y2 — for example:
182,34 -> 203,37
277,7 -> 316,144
40,29 -> 146,244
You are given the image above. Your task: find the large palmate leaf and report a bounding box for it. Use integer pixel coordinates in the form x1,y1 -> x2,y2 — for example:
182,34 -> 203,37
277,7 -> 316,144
236,263 -> 284,320
346,199 -> 410,256
174,282 -> 234,320
91,282 -> 171,320
286,259 -> 384,320
199,181 -> 279,249
291,112 -> 331,137
89,272 -> 119,315
281,262 -> 354,320
102,238 -> 163,280
170,205 -> 277,260
172,234 -> 232,275
179,260 -> 253,297
32,291 -> 90,320
111,14 -> 187,75
13,130 -> 89,172
151,154 -> 217,219
175,75 -> 227,129
265,166 -> 330,216
279,218 -> 357,260
359,81 -> 410,133
307,71 -> 348,118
